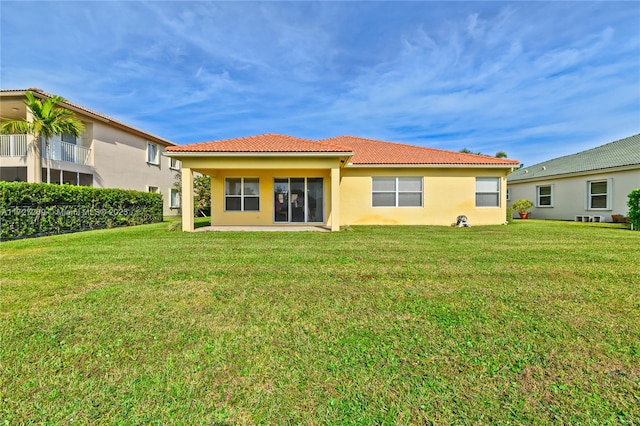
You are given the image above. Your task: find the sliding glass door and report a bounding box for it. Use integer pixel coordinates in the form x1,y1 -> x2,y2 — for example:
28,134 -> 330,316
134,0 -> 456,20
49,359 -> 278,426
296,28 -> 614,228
307,178 -> 324,223
273,177 -> 324,223
274,179 -> 289,222
291,178 -> 305,222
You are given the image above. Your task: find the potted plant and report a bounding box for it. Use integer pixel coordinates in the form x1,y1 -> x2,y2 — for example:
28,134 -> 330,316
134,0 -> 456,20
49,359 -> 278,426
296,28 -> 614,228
512,199 -> 533,219
611,214 -> 627,223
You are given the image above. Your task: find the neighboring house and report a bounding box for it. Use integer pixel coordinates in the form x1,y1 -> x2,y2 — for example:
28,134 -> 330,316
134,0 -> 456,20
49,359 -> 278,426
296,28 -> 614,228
166,134 -> 520,231
0,88 -> 180,215
507,134 -> 640,222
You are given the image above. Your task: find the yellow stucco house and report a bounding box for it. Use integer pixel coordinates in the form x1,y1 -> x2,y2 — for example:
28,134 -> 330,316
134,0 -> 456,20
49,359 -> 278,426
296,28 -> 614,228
166,134 -> 520,231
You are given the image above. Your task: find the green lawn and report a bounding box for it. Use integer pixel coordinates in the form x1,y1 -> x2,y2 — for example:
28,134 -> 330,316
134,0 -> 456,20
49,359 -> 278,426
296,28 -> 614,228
1,220 -> 639,424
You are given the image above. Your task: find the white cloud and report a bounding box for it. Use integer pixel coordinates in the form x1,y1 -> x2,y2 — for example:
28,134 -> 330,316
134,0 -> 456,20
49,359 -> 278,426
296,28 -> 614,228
1,1 -> 638,165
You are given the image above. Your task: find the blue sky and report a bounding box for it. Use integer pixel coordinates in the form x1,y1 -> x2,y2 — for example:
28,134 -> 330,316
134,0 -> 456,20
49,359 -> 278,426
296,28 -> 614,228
1,1 -> 639,166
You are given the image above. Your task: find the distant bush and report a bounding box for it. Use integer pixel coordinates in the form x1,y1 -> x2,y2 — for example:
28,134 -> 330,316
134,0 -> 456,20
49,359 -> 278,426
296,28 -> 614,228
0,182 -> 163,240
628,187 -> 640,231
506,206 -> 514,224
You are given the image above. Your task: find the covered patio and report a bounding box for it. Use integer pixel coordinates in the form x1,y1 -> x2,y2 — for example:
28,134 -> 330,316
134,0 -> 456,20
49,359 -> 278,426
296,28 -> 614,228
166,134 -> 353,233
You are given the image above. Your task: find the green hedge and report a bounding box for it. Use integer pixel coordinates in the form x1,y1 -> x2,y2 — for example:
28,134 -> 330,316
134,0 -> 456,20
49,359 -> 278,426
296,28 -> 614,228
628,187 -> 640,231
0,182 -> 163,240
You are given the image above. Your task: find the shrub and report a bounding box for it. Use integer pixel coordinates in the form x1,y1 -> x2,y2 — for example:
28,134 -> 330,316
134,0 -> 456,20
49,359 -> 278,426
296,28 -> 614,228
506,206 -> 514,224
628,187 -> 640,230
0,182 -> 163,240
512,199 -> 533,213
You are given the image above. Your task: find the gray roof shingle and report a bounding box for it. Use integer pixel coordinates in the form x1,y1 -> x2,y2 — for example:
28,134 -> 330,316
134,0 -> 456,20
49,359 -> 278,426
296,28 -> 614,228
508,134 -> 640,182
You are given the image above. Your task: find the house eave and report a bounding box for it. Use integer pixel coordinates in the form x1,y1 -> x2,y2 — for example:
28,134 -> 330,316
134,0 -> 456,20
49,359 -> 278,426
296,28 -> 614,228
0,89 -> 176,147
347,163 -> 520,169
165,151 -> 354,158
508,164 -> 640,184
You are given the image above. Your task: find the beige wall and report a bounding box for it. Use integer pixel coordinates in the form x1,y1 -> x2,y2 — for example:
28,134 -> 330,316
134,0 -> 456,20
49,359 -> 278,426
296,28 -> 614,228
340,167 -> 510,226
508,168 -> 639,221
91,122 -> 179,216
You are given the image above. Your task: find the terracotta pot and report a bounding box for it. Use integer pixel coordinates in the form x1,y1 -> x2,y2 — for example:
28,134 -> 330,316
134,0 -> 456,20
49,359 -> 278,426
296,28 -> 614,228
612,214 -> 626,223
518,212 -> 529,219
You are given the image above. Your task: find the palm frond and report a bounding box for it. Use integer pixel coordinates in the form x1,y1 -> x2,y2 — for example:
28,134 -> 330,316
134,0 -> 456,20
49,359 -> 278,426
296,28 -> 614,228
0,119 -> 31,134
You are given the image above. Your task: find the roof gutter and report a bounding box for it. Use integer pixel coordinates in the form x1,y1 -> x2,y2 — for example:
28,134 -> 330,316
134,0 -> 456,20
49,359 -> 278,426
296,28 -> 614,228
347,163 -> 520,169
508,163 -> 640,183
165,151 -> 354,158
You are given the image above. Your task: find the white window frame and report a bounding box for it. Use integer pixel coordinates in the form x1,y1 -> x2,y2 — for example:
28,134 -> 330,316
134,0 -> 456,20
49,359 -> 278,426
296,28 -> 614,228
147,142 -> 160,165
475,177 -> 500,208
225,177 -> 260,212
536,185 -> 554,207
586,178 -> 612,210
169,157 -> 181,171
372,177 -> 423,207
170,188 -> 180,209
147,185 -> 159,194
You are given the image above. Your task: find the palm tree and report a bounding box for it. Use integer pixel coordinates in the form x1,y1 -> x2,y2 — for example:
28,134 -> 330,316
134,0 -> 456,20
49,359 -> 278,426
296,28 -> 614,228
0,91 -> 84,184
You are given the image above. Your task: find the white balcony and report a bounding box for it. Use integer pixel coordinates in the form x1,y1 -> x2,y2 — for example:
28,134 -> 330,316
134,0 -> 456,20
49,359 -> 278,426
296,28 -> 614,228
41,139 -> 91,166
0,134 -> 27,157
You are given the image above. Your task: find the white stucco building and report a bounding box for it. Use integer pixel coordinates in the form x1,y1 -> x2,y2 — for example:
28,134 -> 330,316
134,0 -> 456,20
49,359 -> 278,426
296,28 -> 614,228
507,134 -> 640,222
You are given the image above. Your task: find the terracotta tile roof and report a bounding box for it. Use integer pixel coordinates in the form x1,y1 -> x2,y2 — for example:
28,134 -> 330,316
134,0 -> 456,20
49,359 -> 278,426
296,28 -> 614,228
320,136 -> 520,166
166,133 -> 353,153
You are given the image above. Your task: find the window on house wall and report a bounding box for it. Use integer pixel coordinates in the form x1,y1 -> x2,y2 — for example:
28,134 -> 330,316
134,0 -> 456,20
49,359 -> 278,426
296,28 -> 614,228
170,188 -> 180,208
537,185 -> 553,207
475,177 -> 500,207
372,177 -> 423,207
169,157 -> 181,170
587,179 -> 611,209
506,187 -> 511,201
225,177 -> 260,211
147,186 -> 159,194
147,142 -> 159,165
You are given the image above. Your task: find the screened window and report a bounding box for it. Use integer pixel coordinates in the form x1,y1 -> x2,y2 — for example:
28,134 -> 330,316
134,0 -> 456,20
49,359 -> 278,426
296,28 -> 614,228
225,177 -> 260,211
537,185 -> 553,207
588,179 -> 610,209
372,177 -> 422,207
476,177 -> 500,207
147,142 -> 159,165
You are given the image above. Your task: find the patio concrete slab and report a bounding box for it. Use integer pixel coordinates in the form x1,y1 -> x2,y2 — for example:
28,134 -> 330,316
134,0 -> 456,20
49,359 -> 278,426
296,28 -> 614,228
194,225 -> 331,232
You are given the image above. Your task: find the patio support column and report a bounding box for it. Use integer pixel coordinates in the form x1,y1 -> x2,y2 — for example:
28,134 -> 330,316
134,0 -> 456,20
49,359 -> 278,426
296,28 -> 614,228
182,167 -> 194,232
25,108 -> 42,183
330,167 -> 341,232
209,175 -> 214,226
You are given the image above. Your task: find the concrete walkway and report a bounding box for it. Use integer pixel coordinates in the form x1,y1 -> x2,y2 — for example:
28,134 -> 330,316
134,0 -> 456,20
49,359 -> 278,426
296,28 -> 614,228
194,225 -> 331,232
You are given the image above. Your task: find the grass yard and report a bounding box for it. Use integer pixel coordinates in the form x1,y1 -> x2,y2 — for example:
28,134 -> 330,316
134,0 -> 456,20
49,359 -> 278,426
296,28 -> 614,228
1,219 -> 639,424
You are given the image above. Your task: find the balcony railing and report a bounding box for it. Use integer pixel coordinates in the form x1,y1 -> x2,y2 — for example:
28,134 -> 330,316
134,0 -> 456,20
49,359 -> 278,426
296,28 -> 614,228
0,134 -> 28,157
42,139 -> 91,166
0,134 -> 92,165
